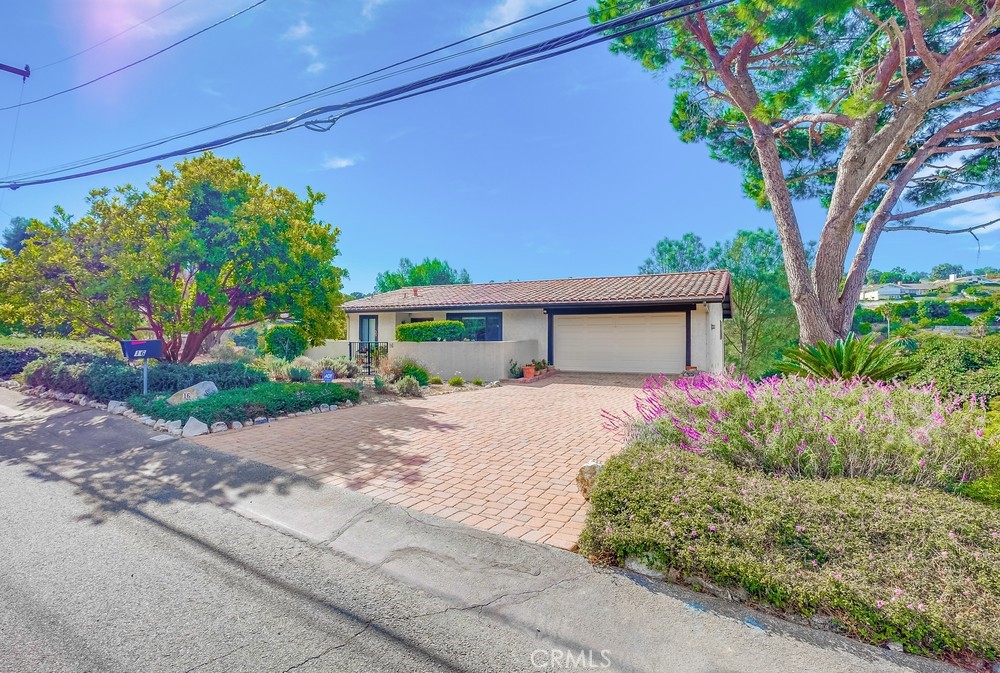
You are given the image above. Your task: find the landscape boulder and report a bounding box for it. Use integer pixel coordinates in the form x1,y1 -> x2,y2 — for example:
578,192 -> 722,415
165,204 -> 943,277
181,417 -> 210,438
107,400 -> 129,415
164,420 -> 183,436
575,461 -> 603,500
210,422 -> 228,433
166,381 -> 218,406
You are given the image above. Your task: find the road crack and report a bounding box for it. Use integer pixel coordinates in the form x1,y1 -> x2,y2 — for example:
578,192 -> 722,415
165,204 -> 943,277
280,622 -> 373,672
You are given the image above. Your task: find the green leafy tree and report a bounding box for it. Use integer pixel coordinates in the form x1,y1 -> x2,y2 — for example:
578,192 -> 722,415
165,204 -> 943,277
639,232 -> 709,273
592,1 -> 1000,344
0,153 -> 346,363
374,257 -> 471,293
1,216 -> 31,254
930,262 -> 966,280
919,300 -> 951,320
641,228 -> 802,376
708,228 -> 802,377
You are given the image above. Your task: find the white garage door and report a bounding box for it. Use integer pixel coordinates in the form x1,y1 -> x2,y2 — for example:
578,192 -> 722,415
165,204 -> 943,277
553,313 -> 686,374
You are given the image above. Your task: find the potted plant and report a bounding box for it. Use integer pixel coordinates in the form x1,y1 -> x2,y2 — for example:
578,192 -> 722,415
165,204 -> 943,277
523,362 -> 536,379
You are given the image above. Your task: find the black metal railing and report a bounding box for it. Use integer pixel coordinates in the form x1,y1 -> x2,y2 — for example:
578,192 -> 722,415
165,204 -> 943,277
349,341 -> 388,376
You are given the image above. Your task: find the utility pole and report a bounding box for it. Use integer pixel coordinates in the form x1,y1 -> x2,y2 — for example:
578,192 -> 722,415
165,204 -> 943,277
0,63 -> 30,81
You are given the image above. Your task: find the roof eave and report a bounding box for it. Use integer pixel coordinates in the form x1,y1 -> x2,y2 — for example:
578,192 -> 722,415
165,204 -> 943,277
342,295 -> 728,313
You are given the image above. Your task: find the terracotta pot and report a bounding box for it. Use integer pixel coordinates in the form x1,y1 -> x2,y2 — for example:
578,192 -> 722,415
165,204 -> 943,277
522,365 -> 536,379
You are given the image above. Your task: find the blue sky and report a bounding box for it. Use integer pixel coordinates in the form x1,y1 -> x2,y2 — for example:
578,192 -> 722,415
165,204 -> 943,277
0,0 -> 996,294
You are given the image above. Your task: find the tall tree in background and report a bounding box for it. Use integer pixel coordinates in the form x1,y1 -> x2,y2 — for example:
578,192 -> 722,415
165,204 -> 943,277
375,257 -> 471,293
1,216 -> 31,254
639,232 -> 708,273
930,262 -> 966,279
593,1 -> 1000,344
640,228 -> 801,376
0,153 -> 346,362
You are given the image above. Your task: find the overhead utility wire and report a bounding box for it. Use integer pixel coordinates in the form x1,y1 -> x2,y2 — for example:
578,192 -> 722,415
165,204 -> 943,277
1,0 -> 728,190
36,0 -> 193,70
0,0 -> 269,112
2,0 -> 588,182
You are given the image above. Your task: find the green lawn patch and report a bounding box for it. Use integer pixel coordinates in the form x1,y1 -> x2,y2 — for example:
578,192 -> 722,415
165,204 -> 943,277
581,440 -> 1000,662
128,381 -> 359,425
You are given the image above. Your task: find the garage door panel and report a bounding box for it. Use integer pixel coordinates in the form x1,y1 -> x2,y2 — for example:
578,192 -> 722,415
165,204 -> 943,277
553,313 -> 685,374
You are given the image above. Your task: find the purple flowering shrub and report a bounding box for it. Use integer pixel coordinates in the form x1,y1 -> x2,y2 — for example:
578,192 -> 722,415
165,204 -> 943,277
604,372 -> 998,497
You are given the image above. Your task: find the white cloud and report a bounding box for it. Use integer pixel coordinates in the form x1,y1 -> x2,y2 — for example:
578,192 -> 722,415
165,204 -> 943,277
361,0 -> 392,19
300,44 -> 320,59
322,156 -> 357,170
305,61 -> 327,75
475,0 -> 549,34
282,18 -> 313,40
942,198 -> 1000,235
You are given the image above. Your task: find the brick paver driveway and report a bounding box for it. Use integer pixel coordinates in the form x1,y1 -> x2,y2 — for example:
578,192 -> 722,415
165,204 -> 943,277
194,373 -> 646,550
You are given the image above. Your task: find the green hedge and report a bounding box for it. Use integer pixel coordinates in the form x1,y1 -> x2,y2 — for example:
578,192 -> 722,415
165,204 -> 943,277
581,440 -> 1000,661
128,381 -> 360,425
395,320 -> 466,342
22,357 -> 267,402
0,337 -> 121,378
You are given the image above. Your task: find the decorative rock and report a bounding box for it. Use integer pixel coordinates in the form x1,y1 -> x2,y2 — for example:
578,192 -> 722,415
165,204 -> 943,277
181,417 -> 210,438
165,380 -> 218,406
78,395 -> 90,406
0,380 -> 20,389
623,557 -> 664,579
267,417 -> 276,423
575,461 -> 603,500
107,400 -> 129,415
164,420 -> 183,436
230,420 -> 244,430
210,422 -> 228,433
886,642 -> 904,653
319,404 -> 330,412
310,407 -> 320,414
140,416 -> 156,426
253,417 -> 268,425
153,419 -> 167,431
344,401 -> 354,408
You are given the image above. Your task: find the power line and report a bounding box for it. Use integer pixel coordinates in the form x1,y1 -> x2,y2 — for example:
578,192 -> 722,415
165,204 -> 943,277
1,0 -> 728,190
0,0 -> 269,113
35,0 -> 193,71
0,80 -> 26,212
1,0 -> 594,182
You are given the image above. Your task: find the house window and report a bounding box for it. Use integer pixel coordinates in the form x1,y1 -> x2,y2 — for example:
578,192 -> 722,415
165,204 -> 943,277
446,312 -> 502,341
409,317 -> 433,323
359,315 -> 379,343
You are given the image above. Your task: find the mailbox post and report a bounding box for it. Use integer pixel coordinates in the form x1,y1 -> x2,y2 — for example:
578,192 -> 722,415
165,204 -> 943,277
119,340 -> 164,395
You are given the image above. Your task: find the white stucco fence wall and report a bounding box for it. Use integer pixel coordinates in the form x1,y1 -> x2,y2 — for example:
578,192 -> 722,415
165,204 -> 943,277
303,341 -> 350,360
389,340 -> 538,382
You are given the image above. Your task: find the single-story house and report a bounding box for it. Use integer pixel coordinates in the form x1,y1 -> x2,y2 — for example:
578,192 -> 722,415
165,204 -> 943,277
309,271 -> 731,381
859,282 -> 933,301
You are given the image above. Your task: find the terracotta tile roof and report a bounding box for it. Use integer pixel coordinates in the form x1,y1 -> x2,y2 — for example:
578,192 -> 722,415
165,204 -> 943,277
343,271 -> 731,312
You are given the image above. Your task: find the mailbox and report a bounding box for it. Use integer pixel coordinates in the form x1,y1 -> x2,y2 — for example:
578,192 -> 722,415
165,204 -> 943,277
120,339 -> 163,360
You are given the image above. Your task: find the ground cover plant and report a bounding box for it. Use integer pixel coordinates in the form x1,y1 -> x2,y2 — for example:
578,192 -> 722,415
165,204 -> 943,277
586,372 -> 1000,664
580,443 -> 1000,662
907,333 -> 1000,403
128,381 -> 359,425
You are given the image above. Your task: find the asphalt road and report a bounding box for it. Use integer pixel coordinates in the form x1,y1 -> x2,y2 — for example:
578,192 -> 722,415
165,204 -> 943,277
0,389 -> 958,673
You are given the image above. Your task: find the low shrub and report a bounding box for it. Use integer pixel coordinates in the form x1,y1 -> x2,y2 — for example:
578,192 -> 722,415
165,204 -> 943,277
395,320 -> 466,342
907,333 -> 1000,402
607,373 -> 997,499
263,325 -> 308,360
206,343 -> 254,363
429,376 -> 443,385
400,359 -> 429,386
448,376 -> 464,387
472,378 -> 484,386
24,358 -> 268,402
290,355 -> 316,372
255,353 -> 291,382
396,374 -> 422,397
329,355 -> 360,379
289,367 -> 311,382
128,382 -> 360,425
0,336 -> 120,378
581,441 -> 1000,661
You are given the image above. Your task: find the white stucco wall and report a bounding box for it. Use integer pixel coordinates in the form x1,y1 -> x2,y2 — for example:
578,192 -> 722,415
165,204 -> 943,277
304,340 -> 350,360
390,340 -> 538,381
686,304 -> 725,373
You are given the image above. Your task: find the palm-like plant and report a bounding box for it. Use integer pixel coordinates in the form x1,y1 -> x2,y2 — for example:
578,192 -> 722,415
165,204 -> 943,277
776,333 -> 917,381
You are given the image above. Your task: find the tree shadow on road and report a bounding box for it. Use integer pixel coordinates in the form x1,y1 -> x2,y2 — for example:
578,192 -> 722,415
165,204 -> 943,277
0,393 -> 452,525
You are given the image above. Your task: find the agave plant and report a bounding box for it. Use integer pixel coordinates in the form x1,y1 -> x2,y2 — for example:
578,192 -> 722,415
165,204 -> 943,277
776,333 -> 917,381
